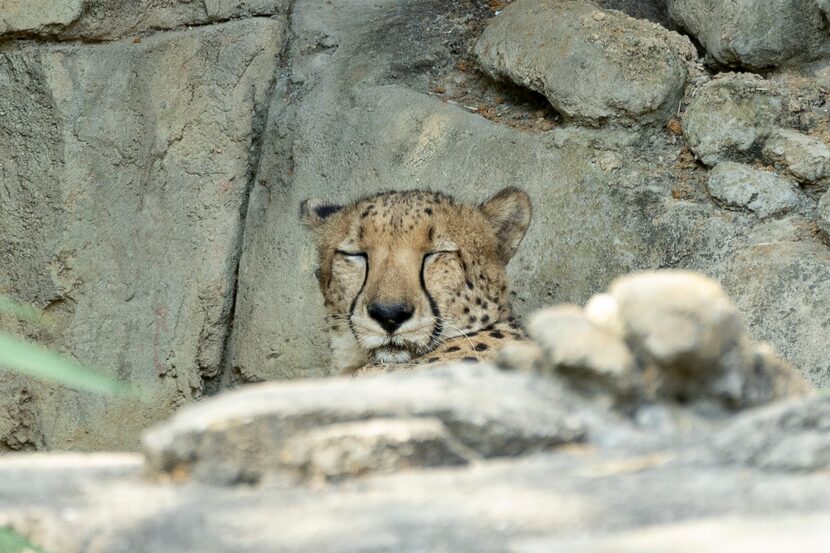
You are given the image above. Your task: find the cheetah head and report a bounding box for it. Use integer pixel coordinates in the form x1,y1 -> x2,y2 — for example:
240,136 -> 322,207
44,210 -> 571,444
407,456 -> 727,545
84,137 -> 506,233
301,187 -> 532,373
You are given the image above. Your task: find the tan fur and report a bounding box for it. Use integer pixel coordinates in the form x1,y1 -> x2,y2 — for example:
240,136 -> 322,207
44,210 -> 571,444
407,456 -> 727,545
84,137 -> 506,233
301,188 -> 532,374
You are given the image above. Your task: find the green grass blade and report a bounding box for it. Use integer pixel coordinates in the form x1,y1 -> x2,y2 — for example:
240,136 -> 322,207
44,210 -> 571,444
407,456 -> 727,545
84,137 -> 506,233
0,333 -> 127,396
0,527 -> 49,553
0,295 -> 48,326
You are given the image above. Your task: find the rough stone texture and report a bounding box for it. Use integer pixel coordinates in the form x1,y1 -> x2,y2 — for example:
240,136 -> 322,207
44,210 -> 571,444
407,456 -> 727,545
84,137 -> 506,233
229,0 -> 830,396
474,0 -> 696,127
682,74 -> 785,165
820,190 -> 830,237
762,129 -> 830,185
0,19 -> 283,450
596,0 -> 670,26
517,516 -> 830,553
0,0 -> 289,40
712,395 -> 830,471
4,390 -> 830,551
278,418 -> 476,482
509,271 -> 810,411
706,162 -> 802,219
668,0 -> 829,70
143,364 -> 588,484
526,305 -> 635,390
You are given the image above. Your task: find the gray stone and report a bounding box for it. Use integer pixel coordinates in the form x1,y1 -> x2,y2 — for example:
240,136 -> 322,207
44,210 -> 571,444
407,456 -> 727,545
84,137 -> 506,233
229,0 -> 830,393
0,0 -> 83,35
4,437 -> 830,552
712,394 -> 830,471
475,0 -> 695,127
706,162 -> 802,219
278,418 -> 475,482
819,190 -> 830,237
516,516 -> 830,553
0,19 -> 283,450
668,0 -> 828,70
526,305 -> 635,390
762,129 -> 830,185
682,74 -> 785,165
0,0 -> 289,40
142,364 -> 587,483
607,271 -> 809,407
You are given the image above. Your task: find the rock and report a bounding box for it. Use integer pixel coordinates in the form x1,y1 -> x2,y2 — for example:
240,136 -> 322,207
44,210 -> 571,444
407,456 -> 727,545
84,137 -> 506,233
706,162 -> 801,219
0,0 -> 289,40
608,271 -> 809,407
526,305 -> 635,392
230,0 -> 830,391
712,394 -> 830,471
819,191 -> 830,237
0,19 -> 284,450
278,418 -> 475,482
682,74 -> 785,165
474,0 -> 695,127
609,271 -> 745,375
0,0 -> 83,35
517,515 -> 830,553
142,364 -> 587,484
762,129 -> 830,185
596,0 -> 671,26
668,0 -> 827,70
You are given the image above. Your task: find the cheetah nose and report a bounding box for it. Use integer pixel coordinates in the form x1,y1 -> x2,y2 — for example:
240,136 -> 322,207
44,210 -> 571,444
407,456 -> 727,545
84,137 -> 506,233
367,302 -> 414,333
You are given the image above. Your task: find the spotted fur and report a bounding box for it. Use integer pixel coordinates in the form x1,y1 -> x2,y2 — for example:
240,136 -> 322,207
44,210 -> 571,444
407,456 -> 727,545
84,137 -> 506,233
301,187 -> 532,374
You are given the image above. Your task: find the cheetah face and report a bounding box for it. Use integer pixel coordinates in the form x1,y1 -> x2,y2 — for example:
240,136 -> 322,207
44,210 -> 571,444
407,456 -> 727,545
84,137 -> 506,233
301,188 -> 531,373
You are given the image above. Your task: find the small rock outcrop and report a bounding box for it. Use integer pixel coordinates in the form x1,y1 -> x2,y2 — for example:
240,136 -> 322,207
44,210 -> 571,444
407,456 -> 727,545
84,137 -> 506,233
668,0 -> 828,70
142,364 -> 587,484
819,191 -> 830,238
500,271 -> 810,411
706,162 -> 802,219
475,0 -> 696,127
682,74 -> 784,165
762,129 -> 830,186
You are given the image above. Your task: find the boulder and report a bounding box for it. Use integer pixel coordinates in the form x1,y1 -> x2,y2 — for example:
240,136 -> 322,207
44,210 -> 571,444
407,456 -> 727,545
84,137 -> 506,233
475,0 -> 695,126
712,394 -> 830,471
278,418 -> 475,482
0,0 -> 289,40
0,19 -> 284,450
668,0 -> 828,70
819,190 -> 830,238
682,74 -> 785,165
706,162 -> 802,219
526,305 -> 635,392
762,129 -> 830,185
142,364 -> 587,483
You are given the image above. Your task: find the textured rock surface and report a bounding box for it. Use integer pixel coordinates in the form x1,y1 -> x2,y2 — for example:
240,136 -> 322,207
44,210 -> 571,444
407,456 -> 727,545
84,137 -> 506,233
143,364 -> 588,483
509,271 -> 810,411
3,387 -> 830,552
762,129 -> 830,185
712,395 -> 830,471
682,74 -> 785,165
2,0 -> 830,452
475,0 -> 695,126
707,162 -> 802,218
820,191 -> 830,237
0,19 -> 283,449
668,0 -> 828,69
0,0 -> 289,40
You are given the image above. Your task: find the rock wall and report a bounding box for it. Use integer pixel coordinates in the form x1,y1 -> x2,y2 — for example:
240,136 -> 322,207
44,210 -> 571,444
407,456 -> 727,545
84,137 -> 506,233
1,0 -> 830,450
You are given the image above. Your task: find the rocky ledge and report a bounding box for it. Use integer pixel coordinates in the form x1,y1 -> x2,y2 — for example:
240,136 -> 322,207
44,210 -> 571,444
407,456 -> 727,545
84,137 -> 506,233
2,271 -> 828,551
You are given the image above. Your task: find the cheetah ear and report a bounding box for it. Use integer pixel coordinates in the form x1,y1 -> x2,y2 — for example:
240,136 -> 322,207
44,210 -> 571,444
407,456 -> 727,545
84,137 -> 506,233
479,187 -> 532,263
300,198 -> 343,229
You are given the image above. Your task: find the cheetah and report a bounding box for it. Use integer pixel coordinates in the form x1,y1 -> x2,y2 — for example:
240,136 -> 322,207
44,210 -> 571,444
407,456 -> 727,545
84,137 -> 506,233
300,187 -> 532,374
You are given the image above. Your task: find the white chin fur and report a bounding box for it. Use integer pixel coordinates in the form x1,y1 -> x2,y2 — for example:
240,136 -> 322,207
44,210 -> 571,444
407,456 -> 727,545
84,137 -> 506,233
372,348 -> 413,364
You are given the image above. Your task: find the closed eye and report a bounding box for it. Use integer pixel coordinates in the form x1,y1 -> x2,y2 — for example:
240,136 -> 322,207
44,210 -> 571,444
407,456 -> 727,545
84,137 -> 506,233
335,250 -> 367,262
